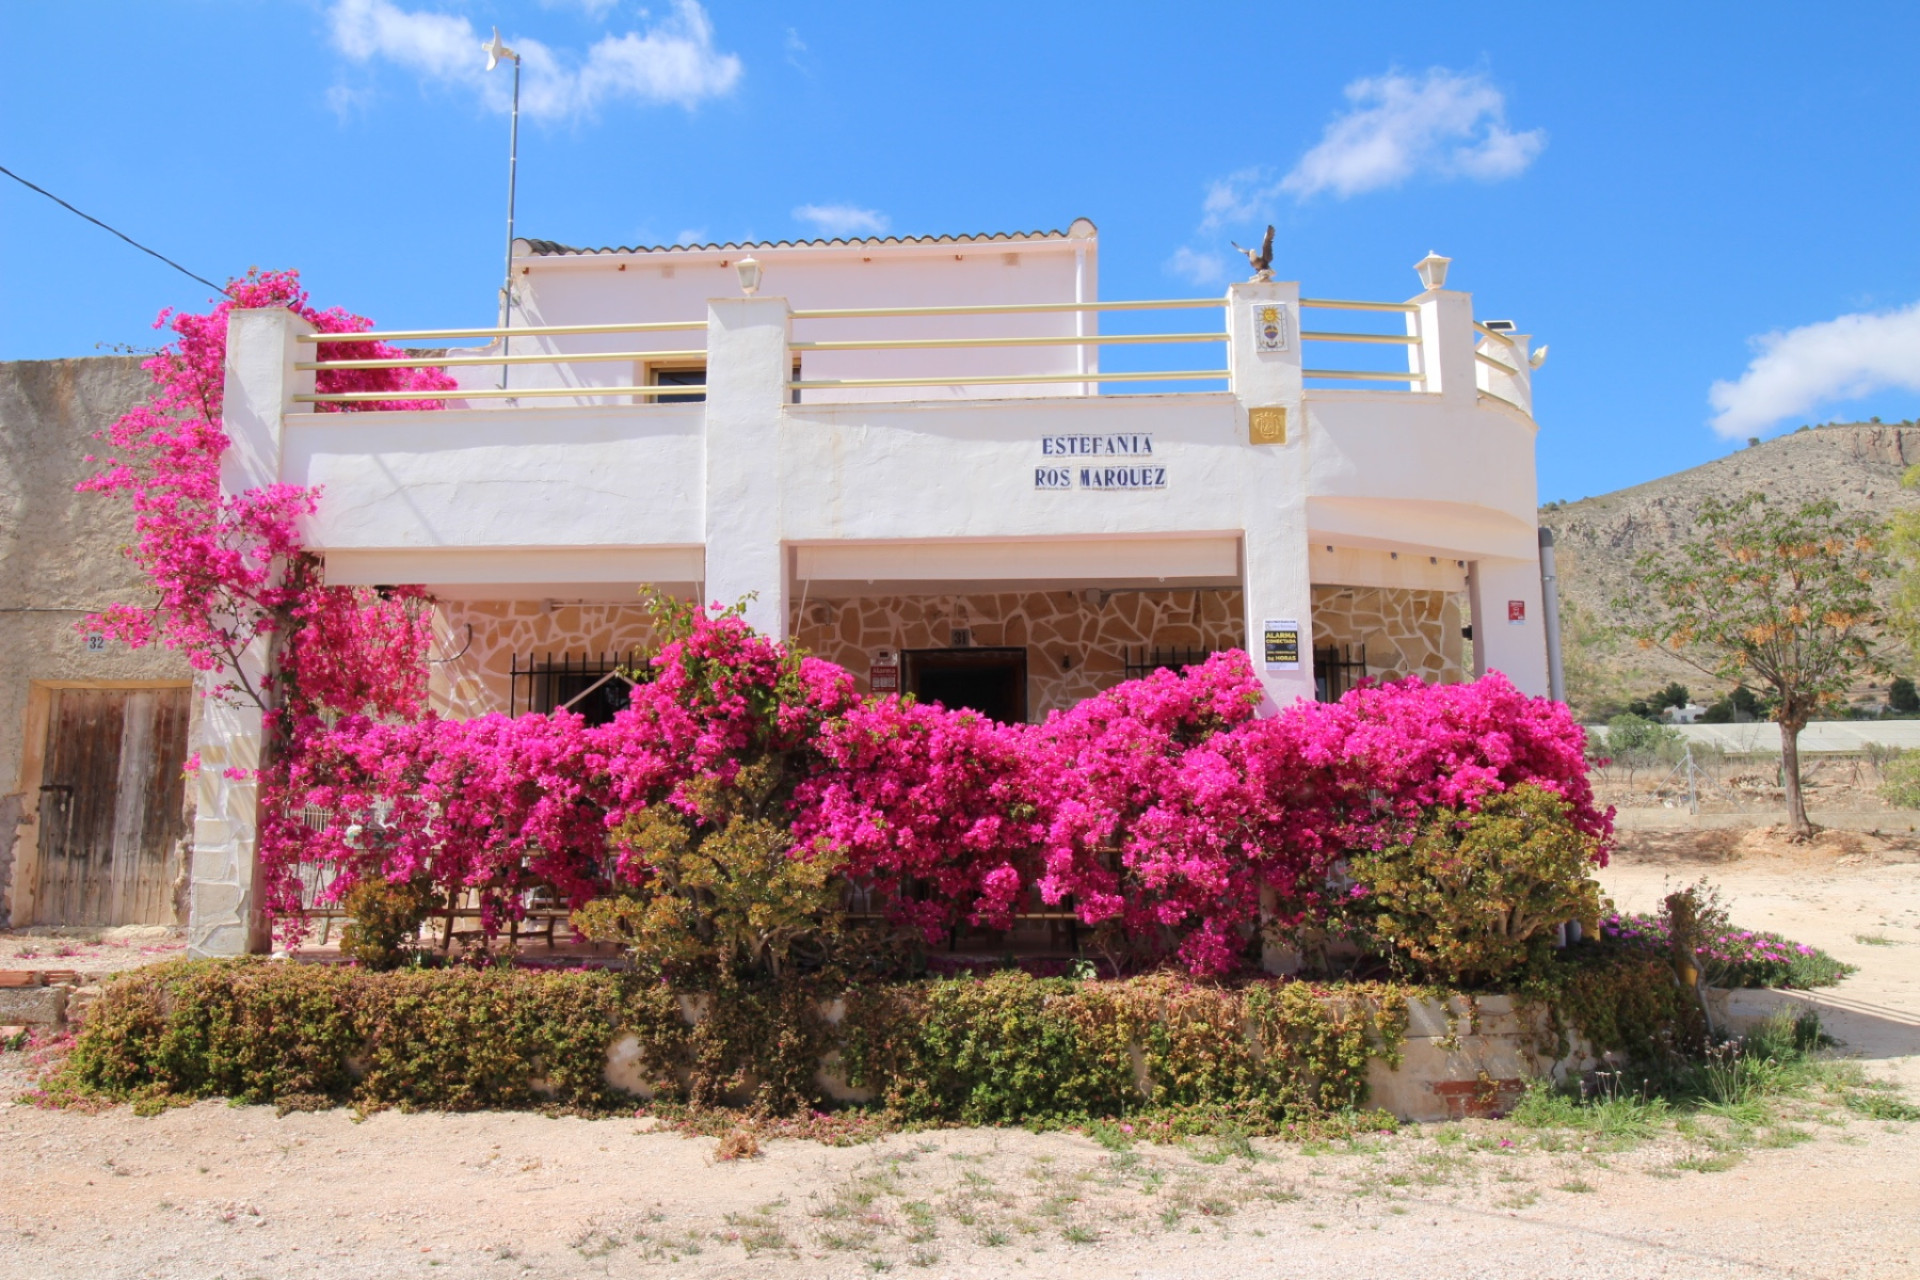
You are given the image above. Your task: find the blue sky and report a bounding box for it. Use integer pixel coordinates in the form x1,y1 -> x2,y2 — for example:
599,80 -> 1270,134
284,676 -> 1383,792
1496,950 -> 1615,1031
4,1 -> 1918,502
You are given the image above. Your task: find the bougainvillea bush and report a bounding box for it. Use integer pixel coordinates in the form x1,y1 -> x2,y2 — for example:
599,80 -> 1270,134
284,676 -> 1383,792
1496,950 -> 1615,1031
269,593 -> 1610,979
80,268 -> 454,710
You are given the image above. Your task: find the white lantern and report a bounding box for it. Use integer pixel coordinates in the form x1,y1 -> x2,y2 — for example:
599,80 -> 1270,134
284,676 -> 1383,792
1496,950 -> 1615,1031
1413,251 -> 1451,291
736,256 -> 763,296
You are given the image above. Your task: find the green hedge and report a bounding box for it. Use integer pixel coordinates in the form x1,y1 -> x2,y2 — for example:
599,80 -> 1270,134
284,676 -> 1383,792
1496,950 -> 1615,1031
55,955 -> 1687,1126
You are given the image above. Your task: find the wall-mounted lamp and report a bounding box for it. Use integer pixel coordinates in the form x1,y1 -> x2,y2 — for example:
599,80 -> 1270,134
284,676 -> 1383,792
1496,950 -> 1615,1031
1414,251 -> 1451,291
1529,344 -> 1550,370
736,256 -> 763,296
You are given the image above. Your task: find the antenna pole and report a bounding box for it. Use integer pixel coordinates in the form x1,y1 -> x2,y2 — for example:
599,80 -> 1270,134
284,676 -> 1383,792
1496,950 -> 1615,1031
501,53 -> 521,391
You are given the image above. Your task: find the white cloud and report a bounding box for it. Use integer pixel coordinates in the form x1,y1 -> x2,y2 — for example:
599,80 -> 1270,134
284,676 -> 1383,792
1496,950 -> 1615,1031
330,0 -> 476,81
1164,68 -> 1540,283
1199,167 -> 1274,232
327,0 -> 741,119
1708,302 -> 1920,438
793,204 -> 890,237
1164,246 -> 1229,286
1280,68 -> 1544,200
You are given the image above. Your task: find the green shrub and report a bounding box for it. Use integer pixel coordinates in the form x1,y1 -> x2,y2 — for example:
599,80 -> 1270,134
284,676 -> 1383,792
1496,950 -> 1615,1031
573,763 -> 845,982
1603,713 -> 1683,765
61,960 -> 638,1112
1879,750 -> 1920,809
1342,784 -> 1605,985
60,958 -> 1705,1129
353,967 -> 636,1110
61,960 -> 360,1105
1889,677 -> 1919,714
61,962 -> 1414,1129
1535,947 -> 1707,1063
338,877 -> 434,971
842,971 -> 1136,1124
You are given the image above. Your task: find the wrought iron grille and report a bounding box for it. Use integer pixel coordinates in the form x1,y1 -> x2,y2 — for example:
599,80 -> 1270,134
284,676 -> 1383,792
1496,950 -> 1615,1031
509,650 -> 647,724
1122,645 -> 1225,681
1314,643 -> 1368,702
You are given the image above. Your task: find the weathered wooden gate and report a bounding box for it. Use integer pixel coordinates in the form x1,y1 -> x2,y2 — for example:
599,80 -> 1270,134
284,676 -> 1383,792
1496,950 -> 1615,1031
30,687 -> 191,926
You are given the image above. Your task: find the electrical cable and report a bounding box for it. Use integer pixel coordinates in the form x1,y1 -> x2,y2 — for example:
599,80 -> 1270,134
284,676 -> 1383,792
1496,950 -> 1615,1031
0,162 -> 227,295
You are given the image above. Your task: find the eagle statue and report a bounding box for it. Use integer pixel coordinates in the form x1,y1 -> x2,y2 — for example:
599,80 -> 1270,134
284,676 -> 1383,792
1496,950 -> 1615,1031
1231,225 -> 1275,282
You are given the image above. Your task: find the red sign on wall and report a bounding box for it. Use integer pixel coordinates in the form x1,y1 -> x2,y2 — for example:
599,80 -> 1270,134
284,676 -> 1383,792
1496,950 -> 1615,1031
1507,600 -> 1527,625
870,649 -> 900,693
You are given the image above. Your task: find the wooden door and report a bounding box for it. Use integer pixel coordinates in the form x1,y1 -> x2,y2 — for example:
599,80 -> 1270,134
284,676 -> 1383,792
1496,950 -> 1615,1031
31,687 -> 191,926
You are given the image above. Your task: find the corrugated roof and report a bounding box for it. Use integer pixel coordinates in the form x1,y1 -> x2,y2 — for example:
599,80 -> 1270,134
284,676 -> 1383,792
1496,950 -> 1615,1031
519,221 -> 1096,257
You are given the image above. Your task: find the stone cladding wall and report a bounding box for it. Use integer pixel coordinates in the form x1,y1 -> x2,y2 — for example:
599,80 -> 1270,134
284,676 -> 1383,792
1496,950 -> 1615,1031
423,586 -> 1463,724
790,589 -> 1246,722
429,602 -> 660,717
1310,586 -> 1465,684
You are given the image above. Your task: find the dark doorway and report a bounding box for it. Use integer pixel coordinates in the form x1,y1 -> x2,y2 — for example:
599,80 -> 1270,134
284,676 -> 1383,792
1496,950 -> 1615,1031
903,648 -> 1029,724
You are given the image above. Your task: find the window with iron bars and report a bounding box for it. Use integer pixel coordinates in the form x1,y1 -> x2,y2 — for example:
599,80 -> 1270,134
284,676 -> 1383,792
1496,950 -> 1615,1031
509,650 -> 649,724
1314,642 -> 1368,702
1121,644 -> 1227,681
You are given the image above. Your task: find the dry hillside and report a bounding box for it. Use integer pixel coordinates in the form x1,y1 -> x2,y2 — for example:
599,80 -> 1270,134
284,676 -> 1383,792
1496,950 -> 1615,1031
1538,421 -> 1920,717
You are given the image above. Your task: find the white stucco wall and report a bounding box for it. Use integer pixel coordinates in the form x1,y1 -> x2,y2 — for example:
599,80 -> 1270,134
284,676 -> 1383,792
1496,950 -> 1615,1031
449,223 -> 1103,404
284,404 -> 705,550
250,242 -> 1551,706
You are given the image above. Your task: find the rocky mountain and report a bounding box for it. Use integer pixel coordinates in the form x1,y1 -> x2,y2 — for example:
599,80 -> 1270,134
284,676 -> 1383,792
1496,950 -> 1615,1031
1538,421 -> 1920,717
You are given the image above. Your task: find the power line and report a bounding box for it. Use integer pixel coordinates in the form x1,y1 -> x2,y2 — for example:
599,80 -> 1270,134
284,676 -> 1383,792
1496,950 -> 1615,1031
0,162 -> 227,296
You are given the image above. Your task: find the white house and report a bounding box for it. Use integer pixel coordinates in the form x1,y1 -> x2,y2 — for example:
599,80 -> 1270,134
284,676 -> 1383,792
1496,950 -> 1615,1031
190,219 -> 1552,955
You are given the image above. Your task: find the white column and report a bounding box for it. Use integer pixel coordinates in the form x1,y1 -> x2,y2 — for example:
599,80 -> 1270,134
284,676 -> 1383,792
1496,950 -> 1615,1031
187,307 -> 313,959
1227,280 -> 1315,710
1411,286 -> 1478,406
702,296 -> 792,639
1467,557 -> 1550,696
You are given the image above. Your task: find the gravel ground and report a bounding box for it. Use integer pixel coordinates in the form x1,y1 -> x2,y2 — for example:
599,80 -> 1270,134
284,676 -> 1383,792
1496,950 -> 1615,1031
0,925 -> 186,979
0,1100 -> 1913,1279
0,830 -> 1915,1279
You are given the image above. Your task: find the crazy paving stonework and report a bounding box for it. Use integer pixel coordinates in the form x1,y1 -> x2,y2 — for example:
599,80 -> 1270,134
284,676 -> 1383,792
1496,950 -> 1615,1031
791,589 -> 1247,721
1311,586 -> 1465,684
428,602 -> 660,717
422,587 -> 1461,723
